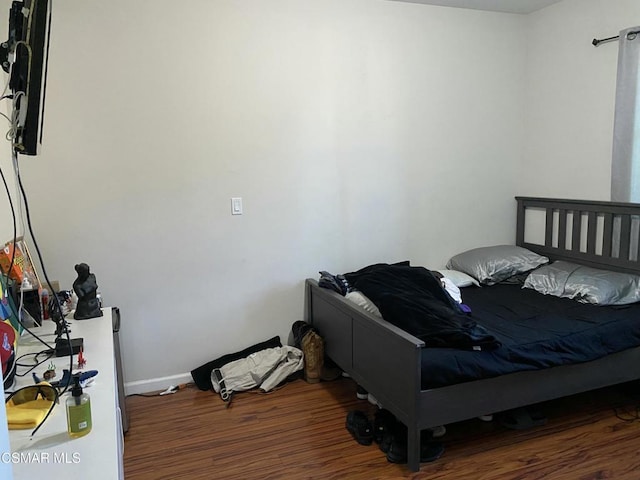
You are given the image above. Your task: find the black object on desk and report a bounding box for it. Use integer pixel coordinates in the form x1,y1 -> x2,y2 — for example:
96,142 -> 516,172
73,263 -> 103,320
55,337 -> 84,357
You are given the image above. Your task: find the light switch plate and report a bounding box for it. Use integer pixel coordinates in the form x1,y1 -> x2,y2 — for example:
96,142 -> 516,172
231,197 -> 243,215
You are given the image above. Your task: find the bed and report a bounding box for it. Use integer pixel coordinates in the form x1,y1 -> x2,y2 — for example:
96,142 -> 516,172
304,197 -> 640,472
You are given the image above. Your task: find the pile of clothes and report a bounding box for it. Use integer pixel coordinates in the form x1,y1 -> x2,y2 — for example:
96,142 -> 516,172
190,322 -> 337,403
321,263 -> 499,350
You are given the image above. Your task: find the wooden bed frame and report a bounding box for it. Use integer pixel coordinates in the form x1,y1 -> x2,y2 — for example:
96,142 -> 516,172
304,197 -> 640,472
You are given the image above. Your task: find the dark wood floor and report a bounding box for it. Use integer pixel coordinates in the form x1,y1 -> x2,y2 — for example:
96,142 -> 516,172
123,377 -> 640,479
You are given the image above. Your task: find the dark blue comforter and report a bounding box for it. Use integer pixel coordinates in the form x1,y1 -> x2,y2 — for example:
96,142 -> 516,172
421,283 -> 640,389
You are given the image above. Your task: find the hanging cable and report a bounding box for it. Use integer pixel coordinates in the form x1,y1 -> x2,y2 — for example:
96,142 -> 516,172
0,165 -> 17,293
14,150 -> 73,394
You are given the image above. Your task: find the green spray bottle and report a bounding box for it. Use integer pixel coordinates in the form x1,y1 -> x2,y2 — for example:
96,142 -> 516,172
66,374 -> 92,438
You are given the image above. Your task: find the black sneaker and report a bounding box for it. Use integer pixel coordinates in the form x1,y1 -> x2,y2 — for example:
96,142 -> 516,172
346,410 -> 373,446
373,409 -> 396,445
386,437 -> 444,464
385,435 -> 407,464
382,420 -> 445,464
420,442 -> 445,463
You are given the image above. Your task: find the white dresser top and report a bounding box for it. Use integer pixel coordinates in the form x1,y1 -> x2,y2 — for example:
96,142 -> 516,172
6,309 -> 121,479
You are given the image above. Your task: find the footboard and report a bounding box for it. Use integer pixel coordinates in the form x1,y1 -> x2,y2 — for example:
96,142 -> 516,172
304,279 -> 424,425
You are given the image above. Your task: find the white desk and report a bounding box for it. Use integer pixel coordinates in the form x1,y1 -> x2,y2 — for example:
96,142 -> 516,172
5,309 -> 124,479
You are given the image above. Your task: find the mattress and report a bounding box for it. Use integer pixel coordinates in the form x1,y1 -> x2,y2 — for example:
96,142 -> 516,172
420,283 -> 640,390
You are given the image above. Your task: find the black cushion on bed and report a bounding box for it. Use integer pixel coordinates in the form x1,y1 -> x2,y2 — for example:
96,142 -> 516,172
344,263 -> 500,350
420,284 -> 640,389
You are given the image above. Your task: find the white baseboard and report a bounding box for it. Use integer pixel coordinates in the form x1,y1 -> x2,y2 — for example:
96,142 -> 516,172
124,372 -> 193,396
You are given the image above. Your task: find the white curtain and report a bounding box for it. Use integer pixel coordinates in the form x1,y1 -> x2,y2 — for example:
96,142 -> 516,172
611,26 -> 640,203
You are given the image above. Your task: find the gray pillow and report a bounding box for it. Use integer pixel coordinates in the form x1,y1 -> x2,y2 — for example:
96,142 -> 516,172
446,245 -> 549,285
521,260 -> 580,296
524,260 -> 640,306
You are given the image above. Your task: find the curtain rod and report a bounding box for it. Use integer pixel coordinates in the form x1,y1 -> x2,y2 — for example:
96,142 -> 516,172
592,30 -> 640,47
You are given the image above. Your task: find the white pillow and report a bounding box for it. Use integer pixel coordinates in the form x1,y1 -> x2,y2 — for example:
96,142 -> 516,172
345,291 -> 382,317
435,269 -> 480,288
440,277 -> 463,303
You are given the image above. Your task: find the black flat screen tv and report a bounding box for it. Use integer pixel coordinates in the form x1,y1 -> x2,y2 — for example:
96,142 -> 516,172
1,0 -> 51,156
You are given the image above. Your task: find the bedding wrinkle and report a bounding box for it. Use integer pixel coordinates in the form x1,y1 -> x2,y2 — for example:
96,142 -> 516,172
419,283 -> 640,389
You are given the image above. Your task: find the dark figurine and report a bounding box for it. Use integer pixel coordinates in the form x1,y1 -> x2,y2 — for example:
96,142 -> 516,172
73,263 -> 103,320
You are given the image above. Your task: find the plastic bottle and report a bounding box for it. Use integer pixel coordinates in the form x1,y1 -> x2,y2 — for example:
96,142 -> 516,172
21,277 -> 32,290
41,289 -> 49,320
66,375 -> 92,438
70,291 -> 78,310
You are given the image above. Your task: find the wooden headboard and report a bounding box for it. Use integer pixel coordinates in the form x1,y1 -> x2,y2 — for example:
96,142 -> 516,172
515,197 -> 640,275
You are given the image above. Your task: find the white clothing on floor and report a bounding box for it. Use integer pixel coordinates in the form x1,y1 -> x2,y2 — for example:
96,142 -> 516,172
211,346 -> 304,399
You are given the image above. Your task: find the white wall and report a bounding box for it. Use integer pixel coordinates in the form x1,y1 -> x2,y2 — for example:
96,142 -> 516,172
522,0 -> 640,199
0,0 -> 526,386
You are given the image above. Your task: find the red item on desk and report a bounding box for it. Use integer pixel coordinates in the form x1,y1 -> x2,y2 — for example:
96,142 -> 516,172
77,347 -> 86,368
1,320 -> 16,386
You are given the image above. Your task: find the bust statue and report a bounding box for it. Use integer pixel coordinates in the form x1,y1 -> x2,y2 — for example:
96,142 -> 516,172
73,263 -> 103,320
